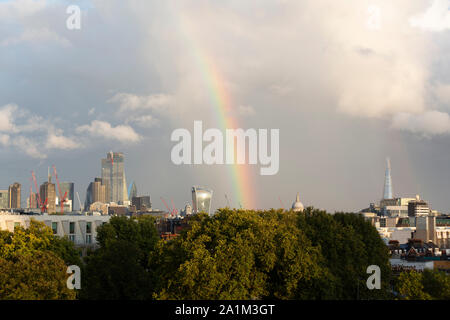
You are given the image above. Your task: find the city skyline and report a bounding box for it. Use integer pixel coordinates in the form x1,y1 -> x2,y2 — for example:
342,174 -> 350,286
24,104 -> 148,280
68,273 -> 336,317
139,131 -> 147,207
0,153 -> 448,215
1,1 -> 450,213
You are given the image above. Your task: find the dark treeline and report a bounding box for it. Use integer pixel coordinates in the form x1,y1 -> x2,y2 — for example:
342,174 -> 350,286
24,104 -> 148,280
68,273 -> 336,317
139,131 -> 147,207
0,208 -> 448,299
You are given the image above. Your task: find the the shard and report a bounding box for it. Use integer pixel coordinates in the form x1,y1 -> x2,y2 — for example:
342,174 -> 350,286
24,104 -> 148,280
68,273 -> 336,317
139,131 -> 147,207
383,157 -> 393,199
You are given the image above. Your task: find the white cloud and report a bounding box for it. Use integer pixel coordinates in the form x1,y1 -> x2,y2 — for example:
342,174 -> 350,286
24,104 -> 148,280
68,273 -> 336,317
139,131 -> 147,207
410,0 -> 450,32
0,104 -> 18,132
315,2 -> 429,118
391,111 -> 450,135
11,136 -> 47,159
0,134 -> 10,146
125,115 -> 160,128
76,120 -> 141,143
0,0 -> 47,21
0,103 -> 83,157
45,133 -> 81,150
109,93 -> 173,113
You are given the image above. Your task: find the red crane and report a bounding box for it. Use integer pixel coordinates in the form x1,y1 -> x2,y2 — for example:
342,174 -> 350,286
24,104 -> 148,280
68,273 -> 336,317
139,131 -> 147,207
279,196 -> 285,209
31,171 -> 47,213
160,196 -> 171,217
52,165 -> 67,214
171,199 -> 178,216
161,197 -> 176,217
29,177 -> 33,208
40,198 -> 48,213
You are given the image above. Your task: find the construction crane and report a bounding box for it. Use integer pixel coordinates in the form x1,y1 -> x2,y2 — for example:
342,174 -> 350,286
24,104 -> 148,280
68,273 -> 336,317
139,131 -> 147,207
76,192 -> 83,212
52,165 -> 67,214
29,177 -> 33,209
279,196 -> 285,209
40,198 -> 48,213
171,199 -> 178,216
31,171 -> 47,213
160,197 -> 170,212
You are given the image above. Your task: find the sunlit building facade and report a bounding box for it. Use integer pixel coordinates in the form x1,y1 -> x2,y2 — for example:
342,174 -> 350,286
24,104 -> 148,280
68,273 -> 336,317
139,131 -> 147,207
192,186 -> 213,215
0,190 -> 8,209
101,152 -> 128,204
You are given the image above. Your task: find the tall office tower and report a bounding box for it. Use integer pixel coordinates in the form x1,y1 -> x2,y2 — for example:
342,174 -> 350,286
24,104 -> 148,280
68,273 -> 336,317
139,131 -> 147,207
85,178 -> 107,210
192,186 -> 213,215
0,190 -> 8,209
40,176 -> 56,213
28,192 -> 38,209
128,181 -> 137,201
101,152 -> 128,204
8,182 -> 21,209
60,182 -> 74,206
132,196 -> 151,211
408,195 -> 430,217
383,157 -> 393,199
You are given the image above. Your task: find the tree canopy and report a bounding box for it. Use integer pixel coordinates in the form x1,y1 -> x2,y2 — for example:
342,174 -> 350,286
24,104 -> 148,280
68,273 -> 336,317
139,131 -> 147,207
81,215 -> 159,300
0,219 -> 79,300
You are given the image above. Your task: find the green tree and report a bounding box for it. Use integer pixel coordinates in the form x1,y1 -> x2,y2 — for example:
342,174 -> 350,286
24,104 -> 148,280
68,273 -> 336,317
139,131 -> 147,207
297,208 -> 392,299
421,269 -> 450,300
0,251 -> 75,300
0,219 -> 79,300
395,270 -> 432,300
81,215 -> 159,300
153,209 -> 330,300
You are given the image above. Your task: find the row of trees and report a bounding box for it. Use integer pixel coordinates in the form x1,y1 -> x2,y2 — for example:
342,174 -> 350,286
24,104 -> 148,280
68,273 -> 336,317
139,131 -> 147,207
78,208 -> 409,300
0,208 -> 448,299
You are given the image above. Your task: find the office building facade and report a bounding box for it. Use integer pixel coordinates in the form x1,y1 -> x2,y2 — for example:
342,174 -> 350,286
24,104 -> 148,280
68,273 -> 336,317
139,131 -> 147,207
101,152 -> 128,204
0,214 -> 110,248
40,177 -> 56,213
28,192 -> 38,209
383,158 -> 393,199
85,178 -> 107,210
128,182 -> 137,201
408,196 -> 430,217
60,182 -> 74,208
192,186 -> 213,215
8,183 -> 21,209
132,196 -> 151,211
0,190 -> 8,209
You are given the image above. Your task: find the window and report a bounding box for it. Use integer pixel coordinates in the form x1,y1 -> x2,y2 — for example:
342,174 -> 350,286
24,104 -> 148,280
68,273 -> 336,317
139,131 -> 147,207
52,222 -> 57,234
86,222 -> 92,234
69,235 -> 75,242
69,222 -> 75,234
86,234 -> 92,244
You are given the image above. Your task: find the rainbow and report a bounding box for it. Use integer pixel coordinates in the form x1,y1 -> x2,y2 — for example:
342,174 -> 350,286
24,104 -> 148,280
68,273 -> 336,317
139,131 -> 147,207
177,12 -> 255,209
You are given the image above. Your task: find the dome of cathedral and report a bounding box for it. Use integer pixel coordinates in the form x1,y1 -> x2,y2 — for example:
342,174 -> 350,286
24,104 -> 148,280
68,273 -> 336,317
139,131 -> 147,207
292,193 -> 304,212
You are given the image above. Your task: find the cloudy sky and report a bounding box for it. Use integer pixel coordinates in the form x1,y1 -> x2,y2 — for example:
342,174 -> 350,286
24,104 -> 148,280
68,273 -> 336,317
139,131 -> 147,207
1,0 -> 450,213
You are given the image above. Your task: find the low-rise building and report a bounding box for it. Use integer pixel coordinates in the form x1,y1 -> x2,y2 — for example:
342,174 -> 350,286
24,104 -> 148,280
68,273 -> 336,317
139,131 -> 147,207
0,213 -> 110,249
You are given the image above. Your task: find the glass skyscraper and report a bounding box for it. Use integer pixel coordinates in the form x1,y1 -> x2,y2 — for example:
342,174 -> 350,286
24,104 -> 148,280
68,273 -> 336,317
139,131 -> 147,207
192,186 -> 213,215
60,182 -> 74,206
383,158 -> 393,200
101,152 -> 128,204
